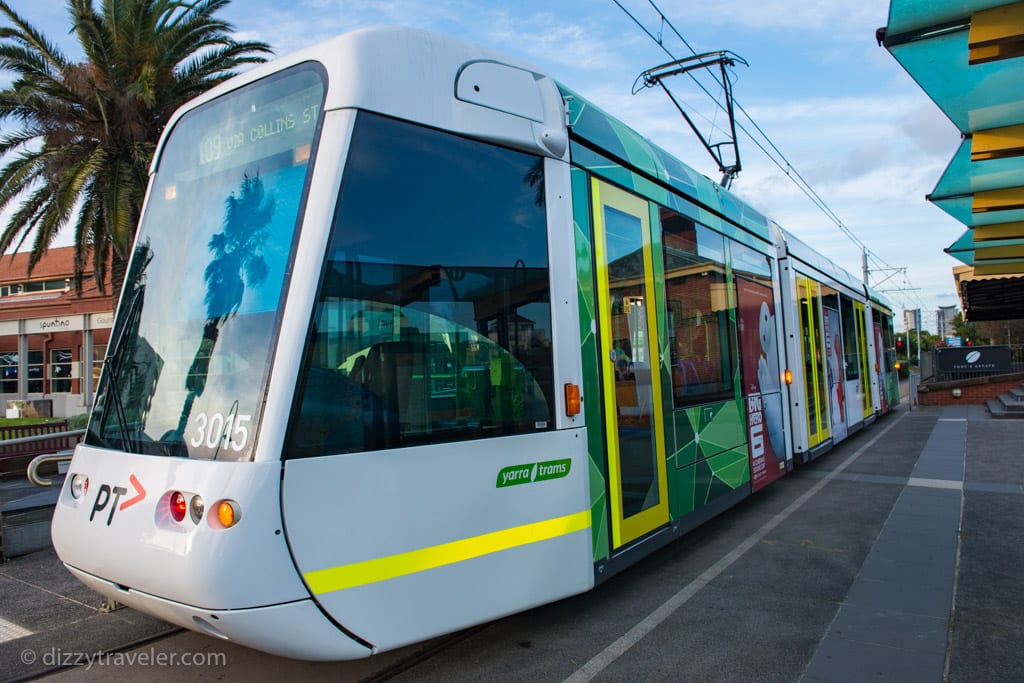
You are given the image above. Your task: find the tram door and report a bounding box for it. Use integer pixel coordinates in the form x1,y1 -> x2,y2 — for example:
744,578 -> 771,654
797,278 -> 829,448
853,301 -> 873,419
591,179 -> 670,549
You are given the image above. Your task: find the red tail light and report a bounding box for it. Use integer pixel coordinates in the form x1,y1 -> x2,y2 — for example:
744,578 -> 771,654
170,491 -> 187,522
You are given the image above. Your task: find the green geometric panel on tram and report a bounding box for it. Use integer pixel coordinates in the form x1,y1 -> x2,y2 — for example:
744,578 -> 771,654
887,374 -> 901,407
671,460 -> 698,518
671,399 -> 744,468
571,167 -> 609,562
670,445 -> 750,520
671,409 -> 700,468
707,445 -> 750,490
588,455 -> 609,561
694,446 -> 751,508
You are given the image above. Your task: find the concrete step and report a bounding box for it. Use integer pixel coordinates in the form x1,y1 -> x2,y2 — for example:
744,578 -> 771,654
996,393 -> 1024,411
1010,386 -> 1024,400
988,398 -> 1024,419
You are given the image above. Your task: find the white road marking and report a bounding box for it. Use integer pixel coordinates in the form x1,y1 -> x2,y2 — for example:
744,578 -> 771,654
0,616 -> 33,643
908,477 -> 963,490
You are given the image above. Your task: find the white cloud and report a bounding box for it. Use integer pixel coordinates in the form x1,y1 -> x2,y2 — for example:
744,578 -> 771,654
643,0 -> 890,36
484,12 -> 628,72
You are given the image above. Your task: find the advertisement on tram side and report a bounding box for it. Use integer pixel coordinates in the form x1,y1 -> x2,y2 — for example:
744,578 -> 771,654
822,306 -> 848,442
737,276 -> 785,492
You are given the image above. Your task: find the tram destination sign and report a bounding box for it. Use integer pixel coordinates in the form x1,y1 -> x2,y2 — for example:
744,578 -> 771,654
936,346 -> 1012,374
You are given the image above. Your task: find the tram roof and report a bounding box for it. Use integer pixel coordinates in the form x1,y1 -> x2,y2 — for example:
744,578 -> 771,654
865,286 -> 895,312
558,84 -> 774,245
778,228 -> 867,296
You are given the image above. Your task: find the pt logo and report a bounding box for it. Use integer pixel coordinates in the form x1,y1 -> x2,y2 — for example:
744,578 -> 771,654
89,474 -> 146,526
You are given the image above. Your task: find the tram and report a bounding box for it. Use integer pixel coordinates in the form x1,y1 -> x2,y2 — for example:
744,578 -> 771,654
50,26 -> 899,660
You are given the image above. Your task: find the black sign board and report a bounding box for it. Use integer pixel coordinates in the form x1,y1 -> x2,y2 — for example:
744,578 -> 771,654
936,345 -> 1012,374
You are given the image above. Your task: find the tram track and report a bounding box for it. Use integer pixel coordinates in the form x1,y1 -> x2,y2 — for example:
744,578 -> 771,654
6,618 -> 487,683
356,624 -> 491,683
7,626 -> 184,683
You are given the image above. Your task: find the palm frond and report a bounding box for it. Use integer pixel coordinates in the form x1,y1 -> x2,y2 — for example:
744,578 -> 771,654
0,149 -> 46,210
1,0 -> 273,295
0,183 -> 49,257
0,1 -> 70,72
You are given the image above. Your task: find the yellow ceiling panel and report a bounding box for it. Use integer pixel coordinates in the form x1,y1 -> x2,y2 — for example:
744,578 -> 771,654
969,3 -> 1024,64
974,221 -> 1024,240
975,243 -> 1024,259
973,260 -> 1024,275
973,187 -> 1024,213
972,124 -> 1024,160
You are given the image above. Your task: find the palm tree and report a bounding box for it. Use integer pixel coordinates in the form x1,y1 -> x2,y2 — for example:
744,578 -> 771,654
0,0 -> 272,305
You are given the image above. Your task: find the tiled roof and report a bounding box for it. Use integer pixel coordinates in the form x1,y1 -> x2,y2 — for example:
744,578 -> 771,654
0,246 -> 92,284
0,247 -> 112,322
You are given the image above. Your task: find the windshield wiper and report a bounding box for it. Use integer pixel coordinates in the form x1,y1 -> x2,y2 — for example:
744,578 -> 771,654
97,286 -> 146,454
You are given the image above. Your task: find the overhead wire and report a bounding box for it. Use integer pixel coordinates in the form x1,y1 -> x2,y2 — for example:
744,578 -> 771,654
613,0 -> 914,289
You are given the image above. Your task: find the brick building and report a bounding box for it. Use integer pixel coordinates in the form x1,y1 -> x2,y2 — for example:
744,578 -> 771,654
0,247 -> 113,418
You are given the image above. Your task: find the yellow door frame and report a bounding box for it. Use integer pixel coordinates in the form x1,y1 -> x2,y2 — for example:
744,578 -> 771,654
854,301 -> 873,418
591,178 -> 670,549
799,278 -> 829,447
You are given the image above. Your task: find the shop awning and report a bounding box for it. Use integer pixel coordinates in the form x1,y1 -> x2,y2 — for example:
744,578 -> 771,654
882,1 -> 1024,319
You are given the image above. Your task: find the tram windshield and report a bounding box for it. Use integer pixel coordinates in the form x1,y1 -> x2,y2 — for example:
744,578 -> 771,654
86,64 -> 326,461
285,112 -> 555,458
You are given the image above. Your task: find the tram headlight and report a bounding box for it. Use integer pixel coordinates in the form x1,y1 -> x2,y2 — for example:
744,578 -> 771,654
170,491 -> 187,523
70,473 -> 88,500
189,495 -> 205,524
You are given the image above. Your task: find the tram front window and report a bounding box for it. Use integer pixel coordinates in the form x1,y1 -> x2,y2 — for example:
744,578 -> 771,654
85,64 -> 326,461
285,112 -> 555,458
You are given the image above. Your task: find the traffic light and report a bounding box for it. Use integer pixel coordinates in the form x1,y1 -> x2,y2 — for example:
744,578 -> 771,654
896,336 -> 904,352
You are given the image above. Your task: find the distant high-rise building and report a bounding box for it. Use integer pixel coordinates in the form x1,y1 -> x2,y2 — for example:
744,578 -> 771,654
936,305 -> 958,338
903,309 -> 921,332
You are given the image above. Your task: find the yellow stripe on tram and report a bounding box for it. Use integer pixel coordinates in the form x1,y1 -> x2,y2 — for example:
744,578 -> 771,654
303,510 -> 592,595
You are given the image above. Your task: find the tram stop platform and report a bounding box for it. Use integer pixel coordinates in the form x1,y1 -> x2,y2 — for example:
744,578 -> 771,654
0,402 -> 1022,682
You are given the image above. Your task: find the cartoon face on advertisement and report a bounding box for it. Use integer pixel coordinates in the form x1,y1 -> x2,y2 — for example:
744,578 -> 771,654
757,301 -> 780,392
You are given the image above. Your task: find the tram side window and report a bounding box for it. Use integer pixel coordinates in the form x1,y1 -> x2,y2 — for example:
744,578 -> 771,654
285,112 -> 554,458
840,295 -> 859,381
880,311 -> 896,371
660,209 -> 734,407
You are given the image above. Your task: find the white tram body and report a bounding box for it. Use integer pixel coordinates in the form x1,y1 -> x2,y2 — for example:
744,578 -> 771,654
51,27 -> 899,660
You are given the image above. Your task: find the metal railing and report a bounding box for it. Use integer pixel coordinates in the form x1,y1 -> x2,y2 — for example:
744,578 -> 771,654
0,427 -> 84,480
27,451 -> 76,487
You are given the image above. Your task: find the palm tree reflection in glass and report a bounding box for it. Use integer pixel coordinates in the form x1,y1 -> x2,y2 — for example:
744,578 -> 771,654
175,174 -> 274,451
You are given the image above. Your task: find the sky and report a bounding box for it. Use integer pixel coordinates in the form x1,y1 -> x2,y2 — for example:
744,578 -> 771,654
7,0 -> 967,330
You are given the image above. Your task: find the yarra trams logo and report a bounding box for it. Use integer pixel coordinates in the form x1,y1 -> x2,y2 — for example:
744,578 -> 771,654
496,459 -> 571,488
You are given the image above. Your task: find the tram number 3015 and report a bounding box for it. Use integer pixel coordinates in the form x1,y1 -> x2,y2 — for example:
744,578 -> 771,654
190,412 -> 252,452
